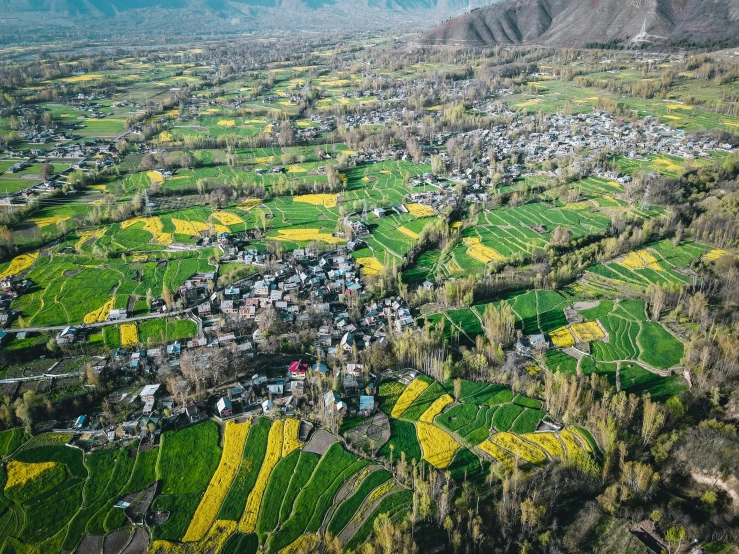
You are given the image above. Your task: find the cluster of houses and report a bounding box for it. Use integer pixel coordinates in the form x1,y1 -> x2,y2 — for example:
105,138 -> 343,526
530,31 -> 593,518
0,275 -> 31,329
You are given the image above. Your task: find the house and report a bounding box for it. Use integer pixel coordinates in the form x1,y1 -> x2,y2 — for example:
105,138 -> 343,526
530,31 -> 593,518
228,385 -> 244,401
56,326 -> 79,345
287,380 -> 304,397
217,397 -> 233,417
345,363 -> 364,376
139,384 -> 161,415
108,308 -> 127,321
75,415 -> 87,429
340,332 -> 355,352
359,396 -> 375,414
288,361 -> 308,380
311,362 -> 329,375
185,402 -> 207,423
267,383 -> 284,396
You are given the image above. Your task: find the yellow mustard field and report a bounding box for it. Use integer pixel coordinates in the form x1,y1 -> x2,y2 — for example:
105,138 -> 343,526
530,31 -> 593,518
391,378 -> 429,418
239,420 -> 284,533
282,418 -> 302,457
147,171 -> 164,184
294,194 -> 338,208
120,324 -> 138,347
559,430 -> 586,458
152,520 -> 236,554
464,237 -> 506,263
121,216 -> 172,244
570,321 -> 605,343
478,440 -> 516,470
184,421 -> 251,542
31,215 -> 69,228
4,461 -> 58,490
397,226 -> 420,240
172,219 -> 209,236
416,422 -> 460,469
272,229 -> 345,244
237,199 -> 262,211
356,257 -> 383,276
491,432 -> 547,465
282,535 -> 319,554
83,297 -> 115,325
405,203 -> 436,218
0,252 -> 39,279
419,394 -> 453,424
549,326 -> 575,348
211,212 -> 244,226
521,433 -> 564,458
620,250 -> 660,271
703,249 -> 728,262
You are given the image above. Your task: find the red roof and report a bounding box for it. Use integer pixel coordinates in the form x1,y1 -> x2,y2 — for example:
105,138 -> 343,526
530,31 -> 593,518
288,361 -> 308,374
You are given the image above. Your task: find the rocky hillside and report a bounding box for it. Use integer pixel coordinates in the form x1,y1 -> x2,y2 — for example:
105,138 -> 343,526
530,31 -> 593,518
422,0 -> 739,47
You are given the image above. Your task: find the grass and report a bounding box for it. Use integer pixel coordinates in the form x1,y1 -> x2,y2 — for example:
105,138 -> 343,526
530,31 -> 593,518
268,443 -> 360,552
378,419 -> 422,463
138,318 -> 197,344
638,322 -> 684,369
218,417 -> 271,521
400,382 -> 446,421
221,533 -> 259,554
327,469 -> 393,536
256,449 -> 300,538
158,421 -> 221,495
448,447 -> 485,480
0,429 -> 28,457
122,447 -> 159,494
492,404 -> 525,432
345,490 -> 413,551
278,451 -> 321,524
151,494 -> 202,541
546,349 -> 578,374
436,403 -> 478,432
510,409 -> 546,434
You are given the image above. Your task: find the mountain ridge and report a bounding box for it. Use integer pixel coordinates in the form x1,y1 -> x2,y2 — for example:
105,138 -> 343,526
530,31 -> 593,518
421,0 -> 739,48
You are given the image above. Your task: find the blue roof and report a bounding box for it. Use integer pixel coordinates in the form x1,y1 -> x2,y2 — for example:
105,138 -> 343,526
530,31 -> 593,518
359,396 -> 375,411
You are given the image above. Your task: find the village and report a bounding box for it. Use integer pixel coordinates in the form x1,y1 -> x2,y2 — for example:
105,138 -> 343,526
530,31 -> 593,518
9,246 -> 414,452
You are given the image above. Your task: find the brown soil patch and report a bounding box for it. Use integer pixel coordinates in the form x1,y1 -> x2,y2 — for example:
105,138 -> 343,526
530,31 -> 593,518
103,529 -> 131,554
75,535 -> 103,554
120,528 -> 149,554
573,301 -> 599,311
302,429 -> 337,455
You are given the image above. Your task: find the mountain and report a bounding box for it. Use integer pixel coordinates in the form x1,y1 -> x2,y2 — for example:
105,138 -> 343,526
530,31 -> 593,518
0,0 -> 495,33
422,0 -> 739,48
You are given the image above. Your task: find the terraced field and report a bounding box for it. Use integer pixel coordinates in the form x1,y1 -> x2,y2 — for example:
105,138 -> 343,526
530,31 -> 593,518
0,418 -> 411,553
375,376 -> 601,475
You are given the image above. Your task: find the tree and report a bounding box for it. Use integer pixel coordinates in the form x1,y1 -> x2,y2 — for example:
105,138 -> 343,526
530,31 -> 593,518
431,155 -> 445,176
483,301 -> 516,349
641,395 -> 665,446
665,526 -> 685,554
14,399 -> 32,431
141,154 -> 157,170
40,162 -> 54,181
688,292 -> 708,323
649,284 -> 665,321
180,153 -> 194,169
162,284 -> 173,311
